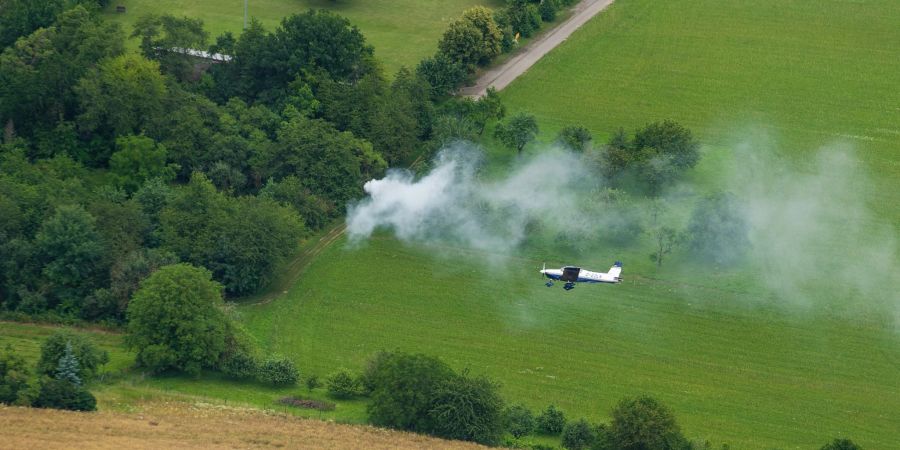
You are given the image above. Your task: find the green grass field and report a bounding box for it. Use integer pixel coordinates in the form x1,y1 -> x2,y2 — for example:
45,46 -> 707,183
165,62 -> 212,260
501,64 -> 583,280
500,0 -> 900,226
102,0 -> 502,75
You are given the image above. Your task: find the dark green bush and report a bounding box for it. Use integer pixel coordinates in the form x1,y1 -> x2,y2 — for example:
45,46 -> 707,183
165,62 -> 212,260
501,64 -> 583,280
427,372 -> 505,446
539,0 -> 559,22
365,351 -> 455,431
33,378 -> 96,411
535,404 -> 566,434
221,350 -> 258,380
561,418 -> 597,450
504,403 -> 535,438
256,356 -> 298,386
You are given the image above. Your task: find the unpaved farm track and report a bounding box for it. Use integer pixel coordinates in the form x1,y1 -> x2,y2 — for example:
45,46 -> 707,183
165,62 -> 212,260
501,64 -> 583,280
459,0 -> 616,98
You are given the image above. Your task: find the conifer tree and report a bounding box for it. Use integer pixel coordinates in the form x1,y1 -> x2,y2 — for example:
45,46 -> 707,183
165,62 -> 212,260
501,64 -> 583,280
55,341 -> 81,386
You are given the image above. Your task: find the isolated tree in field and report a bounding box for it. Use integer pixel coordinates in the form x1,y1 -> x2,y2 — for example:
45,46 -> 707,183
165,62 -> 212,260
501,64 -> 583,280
0,345 -> 30,405
428,372 -> 505,445
132,14 -> 208,81
494,112 -> 538,154
820,438 -> 861,450
557,124 -> 592,152
561,418 -> 597,450
685,192 -> 749,266
126,263 -> 228,375
649,225 -> 681,267
503,404 -> 535,438
609,396 -> 687,450
36,331 -> 109,382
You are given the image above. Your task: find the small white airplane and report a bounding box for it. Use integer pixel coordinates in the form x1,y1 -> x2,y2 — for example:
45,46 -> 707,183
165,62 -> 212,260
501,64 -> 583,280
540,262 -> 623,291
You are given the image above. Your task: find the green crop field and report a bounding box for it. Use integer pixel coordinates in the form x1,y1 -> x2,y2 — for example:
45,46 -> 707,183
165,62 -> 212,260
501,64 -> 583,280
102,0 -> 502,75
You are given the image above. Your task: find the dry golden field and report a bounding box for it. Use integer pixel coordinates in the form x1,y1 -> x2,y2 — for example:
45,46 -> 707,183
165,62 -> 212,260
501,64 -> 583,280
0,402 -> 488,449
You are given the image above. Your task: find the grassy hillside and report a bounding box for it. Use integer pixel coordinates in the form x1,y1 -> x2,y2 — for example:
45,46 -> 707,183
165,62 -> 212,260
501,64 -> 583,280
239,234 -> 900,449
102,0 -> 502,75
500,0 -> 900,225
0,401 -> 488,449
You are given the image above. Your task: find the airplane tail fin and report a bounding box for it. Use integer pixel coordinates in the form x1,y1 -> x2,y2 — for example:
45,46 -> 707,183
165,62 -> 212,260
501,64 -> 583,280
608,261 -> 623,279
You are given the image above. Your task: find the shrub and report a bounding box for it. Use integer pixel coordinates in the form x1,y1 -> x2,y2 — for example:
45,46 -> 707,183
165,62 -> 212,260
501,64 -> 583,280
428,372 -> 505,446
561,419 -> 597,450
609,396 -> 687,450
33,378 -> 96,411
327,369 -> 361,399
305,374 -> 320,391
257,356 -> 299,386
0,345 -> 30,405
37,331 -> 109,382
504,403 -> 535,438
365,351 -> 455,431
821,439 -> 862,450
535,404 -> 566,434
557,124 -> 592,152
221,350 -> 258,380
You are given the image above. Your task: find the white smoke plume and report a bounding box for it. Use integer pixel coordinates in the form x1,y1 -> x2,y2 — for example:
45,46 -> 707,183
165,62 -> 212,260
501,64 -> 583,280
725,139 -> 900,321
346,143 -> 596,253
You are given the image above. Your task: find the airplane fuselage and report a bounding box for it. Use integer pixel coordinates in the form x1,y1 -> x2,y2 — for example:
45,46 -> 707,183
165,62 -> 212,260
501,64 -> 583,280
541,266 -> 621,284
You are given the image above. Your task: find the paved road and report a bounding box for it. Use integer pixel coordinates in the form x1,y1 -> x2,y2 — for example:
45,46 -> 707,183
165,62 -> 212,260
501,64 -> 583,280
459,0 -> 615,99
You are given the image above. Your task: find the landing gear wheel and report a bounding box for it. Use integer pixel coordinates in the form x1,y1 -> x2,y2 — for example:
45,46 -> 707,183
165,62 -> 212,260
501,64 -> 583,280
564,282 -> 575,291
545,281 -> 554,287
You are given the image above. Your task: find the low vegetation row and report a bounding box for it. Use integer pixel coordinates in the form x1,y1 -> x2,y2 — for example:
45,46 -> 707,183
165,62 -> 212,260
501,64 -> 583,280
0,333 -> 865,450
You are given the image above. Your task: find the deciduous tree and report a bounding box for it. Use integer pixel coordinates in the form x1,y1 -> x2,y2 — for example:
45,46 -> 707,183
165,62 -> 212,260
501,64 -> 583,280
126,263 -> 228,375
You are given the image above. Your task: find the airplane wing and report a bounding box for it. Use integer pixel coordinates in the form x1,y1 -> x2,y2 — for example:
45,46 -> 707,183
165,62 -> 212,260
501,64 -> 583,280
607,261 -> 622,278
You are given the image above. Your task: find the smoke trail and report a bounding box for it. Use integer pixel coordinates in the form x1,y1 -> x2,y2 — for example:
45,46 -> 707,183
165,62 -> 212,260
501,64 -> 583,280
725,139 -> 900,321
346,143 -> 597,253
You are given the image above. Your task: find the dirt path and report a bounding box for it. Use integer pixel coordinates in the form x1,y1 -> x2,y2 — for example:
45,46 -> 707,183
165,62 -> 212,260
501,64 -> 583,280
459,0 -> 615,98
